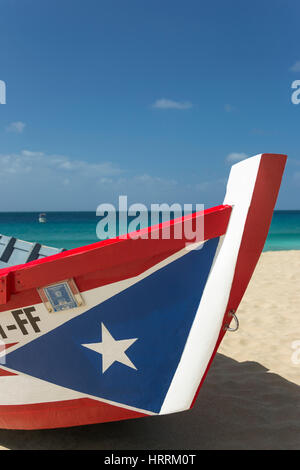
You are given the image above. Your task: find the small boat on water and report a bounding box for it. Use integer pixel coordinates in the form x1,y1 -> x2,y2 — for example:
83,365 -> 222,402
0,153 -> 286,430
38,213 -> 46,223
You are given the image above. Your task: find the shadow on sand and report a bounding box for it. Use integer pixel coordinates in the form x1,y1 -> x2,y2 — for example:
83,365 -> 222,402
0,353 -> 299,450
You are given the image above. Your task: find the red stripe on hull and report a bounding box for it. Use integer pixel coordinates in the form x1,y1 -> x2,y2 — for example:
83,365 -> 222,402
0,344 -> 19,375
0,398 -> 148,430
0,205 -> 231,312
190,153 -> 287,408
0,368 -> 17,376
0,342 -> 18,352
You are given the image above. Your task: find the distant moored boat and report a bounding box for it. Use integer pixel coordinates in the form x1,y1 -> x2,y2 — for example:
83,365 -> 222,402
38,213 -> 46,223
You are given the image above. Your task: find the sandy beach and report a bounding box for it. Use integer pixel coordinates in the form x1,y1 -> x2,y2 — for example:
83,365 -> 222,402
0,250 -> 299,450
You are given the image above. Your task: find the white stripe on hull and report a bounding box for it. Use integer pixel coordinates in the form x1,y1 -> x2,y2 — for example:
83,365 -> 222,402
160,154 -> 262,414
0,371 -> 156,415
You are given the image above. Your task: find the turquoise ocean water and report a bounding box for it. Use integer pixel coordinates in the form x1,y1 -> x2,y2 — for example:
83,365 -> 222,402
0,211 -> 299,252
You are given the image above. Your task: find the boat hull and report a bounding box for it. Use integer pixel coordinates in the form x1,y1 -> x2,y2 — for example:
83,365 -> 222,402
0,153 -> 286,429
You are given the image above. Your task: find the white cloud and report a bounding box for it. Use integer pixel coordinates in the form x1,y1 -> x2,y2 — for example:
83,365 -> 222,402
152,98 -> 193,110
0,149 -> 228,210
194,178 -> 227,191
290,61 -> 300,72
0,151 -> 124,183
5,121 -> 26,133
226,152 -> 248,163
134,174 -> 177,186
21,150 -> 45,157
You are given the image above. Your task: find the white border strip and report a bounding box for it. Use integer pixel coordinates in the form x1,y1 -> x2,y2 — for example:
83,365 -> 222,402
0,368 -> 157,415
160,154 -> 263,414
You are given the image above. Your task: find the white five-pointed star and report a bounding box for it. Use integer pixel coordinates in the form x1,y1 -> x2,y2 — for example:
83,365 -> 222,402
82,323 -> 138,373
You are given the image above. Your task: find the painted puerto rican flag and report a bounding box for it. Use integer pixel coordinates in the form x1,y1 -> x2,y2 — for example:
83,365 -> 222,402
0,154 -> 286,429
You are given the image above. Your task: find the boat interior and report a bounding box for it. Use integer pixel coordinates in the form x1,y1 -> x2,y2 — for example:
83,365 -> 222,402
0,234 -> 65,269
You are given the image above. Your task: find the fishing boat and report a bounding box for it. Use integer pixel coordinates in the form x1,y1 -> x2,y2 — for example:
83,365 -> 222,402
0,153 -> 286,430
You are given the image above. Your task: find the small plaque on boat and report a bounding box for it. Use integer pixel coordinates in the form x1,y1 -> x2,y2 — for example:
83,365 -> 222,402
38,279 -> 84,313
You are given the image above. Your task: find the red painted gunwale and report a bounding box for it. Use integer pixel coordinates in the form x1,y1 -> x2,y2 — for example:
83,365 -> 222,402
0,204 -> 232,312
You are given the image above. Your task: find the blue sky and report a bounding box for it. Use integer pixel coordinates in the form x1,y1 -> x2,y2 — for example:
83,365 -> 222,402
0,0 -> 299,210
